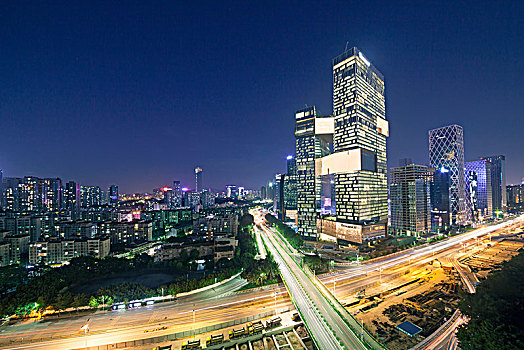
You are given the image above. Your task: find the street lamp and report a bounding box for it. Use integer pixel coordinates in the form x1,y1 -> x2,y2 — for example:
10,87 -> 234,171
272,292 -> 277,314
333,280 -> 336,298
192,306 -> 196,340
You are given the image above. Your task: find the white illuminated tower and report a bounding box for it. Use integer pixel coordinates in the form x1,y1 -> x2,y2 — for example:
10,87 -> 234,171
195,167 -> 203,192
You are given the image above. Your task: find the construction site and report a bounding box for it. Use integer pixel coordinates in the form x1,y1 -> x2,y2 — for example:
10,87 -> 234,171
338,229 -> 524,350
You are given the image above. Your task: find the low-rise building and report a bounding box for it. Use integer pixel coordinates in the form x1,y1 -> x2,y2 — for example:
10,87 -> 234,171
28,236 -> 110,265
193,213 -> 238,237
97,220 -> 152,244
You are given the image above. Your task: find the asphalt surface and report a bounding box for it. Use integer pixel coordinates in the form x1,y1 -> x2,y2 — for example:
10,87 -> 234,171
259,221 -> 369,350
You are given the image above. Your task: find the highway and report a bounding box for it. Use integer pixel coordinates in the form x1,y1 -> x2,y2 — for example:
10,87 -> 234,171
0,214 -> 521,349
260,221 -> 368,350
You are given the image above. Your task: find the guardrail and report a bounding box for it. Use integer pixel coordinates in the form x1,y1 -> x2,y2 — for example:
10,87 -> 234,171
11,307 -> 293,349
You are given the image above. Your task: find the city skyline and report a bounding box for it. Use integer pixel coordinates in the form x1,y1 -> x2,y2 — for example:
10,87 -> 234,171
1,1 -> 523,193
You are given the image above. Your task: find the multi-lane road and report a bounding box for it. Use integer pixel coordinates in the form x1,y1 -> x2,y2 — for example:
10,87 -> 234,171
260,219 -> 371,350
1,213 -> 522,350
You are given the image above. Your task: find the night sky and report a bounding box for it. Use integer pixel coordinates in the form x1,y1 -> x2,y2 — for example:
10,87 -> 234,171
1,1 -> 523,193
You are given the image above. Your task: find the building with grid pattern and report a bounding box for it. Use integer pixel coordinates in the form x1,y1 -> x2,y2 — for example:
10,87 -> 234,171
295,106 -> 333,239
429,124 -> 467,225
324,47 -> 389,244
390,164 -> 434,236
295,47 -> 389,244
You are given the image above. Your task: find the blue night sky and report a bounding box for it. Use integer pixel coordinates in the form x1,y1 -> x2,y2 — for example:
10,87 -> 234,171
1,1 -> 523,193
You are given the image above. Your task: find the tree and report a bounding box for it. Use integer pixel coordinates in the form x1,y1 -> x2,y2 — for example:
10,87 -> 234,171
240,214 -> 254,228
457,252 -> 524,349
189,249 -> 200,261
89,296 -> 99,309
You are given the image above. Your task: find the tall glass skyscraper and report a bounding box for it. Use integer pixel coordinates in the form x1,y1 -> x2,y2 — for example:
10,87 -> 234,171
389,164 -> 433,236
481,155 -> 506,216
465,159 -> 492,220
429,124 -> 466,225
295,106 -> 333,239
329,47 -> 389,243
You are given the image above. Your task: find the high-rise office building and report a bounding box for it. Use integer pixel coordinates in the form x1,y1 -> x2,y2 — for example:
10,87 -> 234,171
1,177 -> 22,211
81,185 -> 102,208
295,106 -> 333,238
389,164 -> 433,236
172,180 -> 182,208
64,181 -> 81,220
465,160 -> 492,220
431,167 -> 451,232
283,155 -> 298,219
507,183 -> 524,212
195,167 -> 203,192
481,155 -> 506,216
20,176 -> 44,212
108,185 -> 119,206
260,186 -> 266,200
43,178 -> 62,212
429,124 -> 466,225
316,47 -> 389,244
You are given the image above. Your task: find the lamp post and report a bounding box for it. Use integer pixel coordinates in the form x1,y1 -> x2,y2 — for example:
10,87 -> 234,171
192,306 -> 196,340
360,318 -> 364,342
379,267 -> 382,284
333,280 -> 336,298
272,292 -> 277,314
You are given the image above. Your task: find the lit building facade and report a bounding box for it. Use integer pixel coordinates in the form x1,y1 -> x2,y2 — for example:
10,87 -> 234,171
481,155 -> 506,216
389,164 -> 433,236
507,184 -> 524,212
64,181 -> 81,220
431,167 -> 451,231
195,167 -> 203,192
283,155 -> 298,219
465,160 -> 492,220
429,124 -> 466,225
173,180 -> 182,207
81,185 -> 102,208
323,47 -> 389,244
295,106 -> 333,239
108,185 -> 119,206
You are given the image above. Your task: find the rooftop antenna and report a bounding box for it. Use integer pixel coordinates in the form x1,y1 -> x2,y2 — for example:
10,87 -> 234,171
345,41 -> 349,52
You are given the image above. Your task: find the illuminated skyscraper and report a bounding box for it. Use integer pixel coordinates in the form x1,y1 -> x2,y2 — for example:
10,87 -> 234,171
283,155 -> 297,218
108,185 -> 119,206
465,159 -> 492,220
195,167 -> 203,192
43,178 -> 62,212
429,124 -> 466,225
316,47 -> 389,244
64,181 -> 81,220
295,106 -> 333,239
81,185 -> 102,208
431,167 -> 451,231
389,164 -> 433,236
173,180 -> 182,207
481,155 -> 506,216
